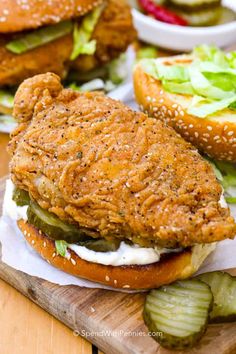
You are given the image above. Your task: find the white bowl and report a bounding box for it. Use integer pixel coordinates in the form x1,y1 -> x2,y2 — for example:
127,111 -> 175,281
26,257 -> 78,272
132,4 -> 236,52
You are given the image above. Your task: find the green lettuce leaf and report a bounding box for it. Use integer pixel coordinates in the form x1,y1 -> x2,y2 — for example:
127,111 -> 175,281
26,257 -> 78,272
55,240 -> 69,257
69,78 -> 105,92
70,4 -> 104,60
163,81 -> 195,95
209,159 -> 236,204
0,90 -> 14,108
188,95 -> 236,118
137,46 -> 158,60
6,21 -> 73,54
225,196 -> 236,204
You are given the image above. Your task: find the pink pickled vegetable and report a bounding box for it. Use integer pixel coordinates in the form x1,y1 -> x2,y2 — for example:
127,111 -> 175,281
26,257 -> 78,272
138,0 -> 188,26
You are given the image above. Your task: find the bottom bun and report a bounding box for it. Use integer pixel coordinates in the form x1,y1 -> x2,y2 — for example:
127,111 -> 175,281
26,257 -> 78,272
18,220 -> 216,290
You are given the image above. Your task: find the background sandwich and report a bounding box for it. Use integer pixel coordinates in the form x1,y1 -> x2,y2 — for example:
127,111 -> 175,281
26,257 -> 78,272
134,45 -> 236,162
0,0 -> 136,120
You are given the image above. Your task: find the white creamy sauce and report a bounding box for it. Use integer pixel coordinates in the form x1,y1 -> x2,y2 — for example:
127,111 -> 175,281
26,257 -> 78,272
4,179 -> 176,266
219,192 -> 228,209
68,242 -> 170,266
3,179 -> 28,221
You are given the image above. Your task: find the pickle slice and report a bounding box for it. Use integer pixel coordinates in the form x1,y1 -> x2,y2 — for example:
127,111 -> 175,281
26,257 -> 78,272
27,201 -> 121,251
13,188 -> 30,206
197,271 -> 236,323
143,280 -> 213,350
13,186 -> 121,251
79,238 -> 121,252
27,202 -> 93,244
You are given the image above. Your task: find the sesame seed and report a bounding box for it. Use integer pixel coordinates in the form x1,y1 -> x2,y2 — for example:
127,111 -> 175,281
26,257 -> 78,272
71,258 -> 76,266
228,131 -> 234,136
159,99 -> 164,103
114,280 -> 117,285
224,125 -> 228,131
123,285 -> 130,288
31,240 -> 35,245
207,126 -> 212,131
52,253 -> 56,258
189,124 -> 193,128
105,275 -> 110,282
90,307 -> 95,313
194,132 -> 199,138
43,242 -> 46,247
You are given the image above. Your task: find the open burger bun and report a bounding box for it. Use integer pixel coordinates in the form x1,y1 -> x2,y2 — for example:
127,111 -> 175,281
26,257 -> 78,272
18,219 -> 215,290
0,0 -> 103,33
134,58 -> 236,162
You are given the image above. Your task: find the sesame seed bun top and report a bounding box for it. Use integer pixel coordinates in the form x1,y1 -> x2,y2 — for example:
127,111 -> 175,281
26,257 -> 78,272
0,0 -> 104,33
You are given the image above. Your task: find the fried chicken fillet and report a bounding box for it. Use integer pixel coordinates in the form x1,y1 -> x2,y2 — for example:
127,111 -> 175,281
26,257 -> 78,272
9,73 -> 236,249
0,0 -> 136,86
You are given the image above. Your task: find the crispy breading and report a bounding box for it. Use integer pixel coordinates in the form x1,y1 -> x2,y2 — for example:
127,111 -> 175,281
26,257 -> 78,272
9,73 -> 236,248
0,0 -> 103,33
0,0 -> 136,86
0,35 -> 71,86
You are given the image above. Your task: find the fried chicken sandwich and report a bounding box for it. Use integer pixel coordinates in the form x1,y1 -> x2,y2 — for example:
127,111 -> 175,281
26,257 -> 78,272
6,73 -> 236,290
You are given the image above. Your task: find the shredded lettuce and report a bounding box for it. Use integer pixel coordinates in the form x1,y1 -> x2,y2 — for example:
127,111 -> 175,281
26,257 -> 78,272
0,114 -> 15,124
140,45 -> 236,118
55,240 -> 69,257
108,53 -> 127,85
208,159 -> 236,204
163,81 -> 195,95
70,5 -> 104,60
6,21 -> 73,54
137,46 -> 158,60
69,79 -> 105,92
0,90 -> 14,108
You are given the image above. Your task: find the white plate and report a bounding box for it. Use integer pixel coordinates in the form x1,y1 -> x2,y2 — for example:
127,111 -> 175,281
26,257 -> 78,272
132,1 -> 236,51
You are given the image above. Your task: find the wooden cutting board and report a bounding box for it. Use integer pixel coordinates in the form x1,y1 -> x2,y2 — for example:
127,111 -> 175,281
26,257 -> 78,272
1,175 -> 236,354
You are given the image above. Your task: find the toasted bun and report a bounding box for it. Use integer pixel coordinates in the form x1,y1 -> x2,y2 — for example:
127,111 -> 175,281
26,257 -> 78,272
0,0 -> 103,33
18,219 -> 215,290
134,59 -> 236,162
